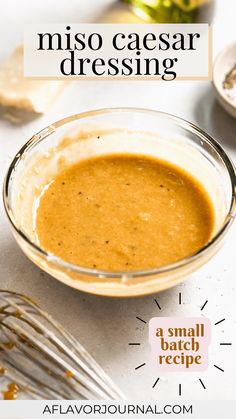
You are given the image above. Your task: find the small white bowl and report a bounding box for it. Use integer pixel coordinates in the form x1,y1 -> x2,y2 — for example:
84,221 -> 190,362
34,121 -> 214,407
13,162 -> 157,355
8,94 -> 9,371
213,42 -> 236,119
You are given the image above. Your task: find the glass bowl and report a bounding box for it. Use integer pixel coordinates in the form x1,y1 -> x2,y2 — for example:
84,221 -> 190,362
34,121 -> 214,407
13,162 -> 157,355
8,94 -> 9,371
3,108 -> 236,297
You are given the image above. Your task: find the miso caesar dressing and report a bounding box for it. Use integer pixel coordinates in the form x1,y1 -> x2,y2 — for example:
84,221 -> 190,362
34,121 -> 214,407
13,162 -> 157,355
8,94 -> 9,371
35,154 -> 215,272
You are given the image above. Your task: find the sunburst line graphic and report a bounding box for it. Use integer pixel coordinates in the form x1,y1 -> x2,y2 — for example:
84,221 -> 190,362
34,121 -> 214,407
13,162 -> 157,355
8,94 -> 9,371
155,299 -> 161,310
135,363 -> 146,370
215,318 -> 225,325
128,292 -> 233,396
214,364 -> 224,372
128,342 -> 141,346
136,316 -> 147,324
199,378 -> 206,389
152,377 -> 160,388
201,300 -> 208,311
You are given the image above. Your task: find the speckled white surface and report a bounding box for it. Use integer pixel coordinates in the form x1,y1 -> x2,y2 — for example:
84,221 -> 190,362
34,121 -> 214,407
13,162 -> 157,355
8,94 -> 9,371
0,0 -> 236,401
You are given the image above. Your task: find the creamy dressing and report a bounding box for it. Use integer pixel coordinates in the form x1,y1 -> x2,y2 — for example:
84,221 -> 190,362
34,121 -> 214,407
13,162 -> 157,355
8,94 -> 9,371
35,153 -> 215,272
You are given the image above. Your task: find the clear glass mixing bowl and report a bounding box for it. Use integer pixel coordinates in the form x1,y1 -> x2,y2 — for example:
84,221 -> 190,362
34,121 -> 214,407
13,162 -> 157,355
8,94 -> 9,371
3,108 -> 236,296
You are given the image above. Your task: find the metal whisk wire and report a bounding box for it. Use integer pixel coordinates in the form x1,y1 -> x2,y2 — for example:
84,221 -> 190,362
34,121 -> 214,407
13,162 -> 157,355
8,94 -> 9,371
0,290 -> 124,400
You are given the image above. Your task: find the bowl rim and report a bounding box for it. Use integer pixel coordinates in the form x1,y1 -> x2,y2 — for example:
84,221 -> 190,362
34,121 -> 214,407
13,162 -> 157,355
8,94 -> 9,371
3,107 -> 236,279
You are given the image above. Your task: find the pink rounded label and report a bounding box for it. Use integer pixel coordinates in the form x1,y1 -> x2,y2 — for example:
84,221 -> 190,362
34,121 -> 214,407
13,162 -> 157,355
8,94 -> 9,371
149,317 -> 211,372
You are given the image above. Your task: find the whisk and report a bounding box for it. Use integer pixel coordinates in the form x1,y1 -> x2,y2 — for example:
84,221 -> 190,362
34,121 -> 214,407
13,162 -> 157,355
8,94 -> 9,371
0,290 -> 125,400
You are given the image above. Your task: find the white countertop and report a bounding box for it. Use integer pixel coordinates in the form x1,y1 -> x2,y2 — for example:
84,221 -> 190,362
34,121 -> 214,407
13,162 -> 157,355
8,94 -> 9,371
0,0 -> 236,400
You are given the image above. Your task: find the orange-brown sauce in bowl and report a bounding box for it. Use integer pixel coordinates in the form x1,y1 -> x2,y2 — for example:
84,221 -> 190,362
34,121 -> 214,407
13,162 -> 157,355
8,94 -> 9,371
35,154 -> 215,272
